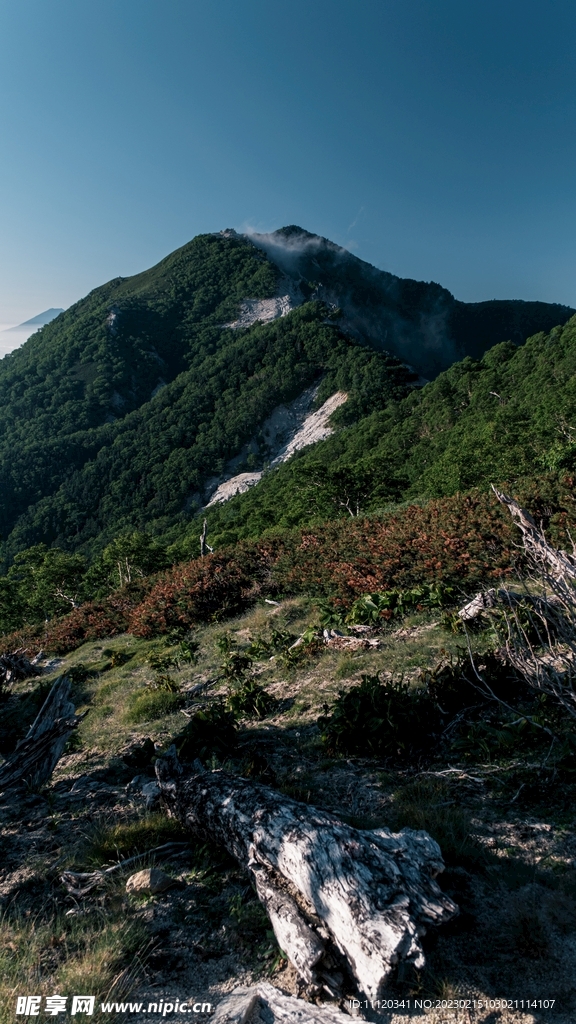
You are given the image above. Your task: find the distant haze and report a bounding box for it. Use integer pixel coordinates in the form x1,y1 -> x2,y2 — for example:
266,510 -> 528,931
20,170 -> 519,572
8,307 -> 65,329
0,308 -> 64,357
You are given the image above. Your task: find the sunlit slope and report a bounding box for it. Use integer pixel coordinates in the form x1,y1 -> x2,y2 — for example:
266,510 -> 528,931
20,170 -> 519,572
0,226 -> 572,561
200,316 -> 576,546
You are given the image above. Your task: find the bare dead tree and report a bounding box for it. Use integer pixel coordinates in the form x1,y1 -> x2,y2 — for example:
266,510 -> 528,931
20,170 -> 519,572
489,486 -> 576,721
199,519 -> 214,557
53,586 -> 81,609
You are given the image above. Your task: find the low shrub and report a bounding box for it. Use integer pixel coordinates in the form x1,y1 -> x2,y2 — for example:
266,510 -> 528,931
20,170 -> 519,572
346,584 -> 454,625
126,689 -> 184,723
173,700 -> 237,763
227,679 -> 274,720
318,673 -> 439,760
147,673 -> 181,693
66,663 -> 98,683
318,652 -> 558,765
0,487 -> 531,657
216,633 -> 253,681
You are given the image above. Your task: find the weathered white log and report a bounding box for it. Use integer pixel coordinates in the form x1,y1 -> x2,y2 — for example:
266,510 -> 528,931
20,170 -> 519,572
457,587 -> 527,621
0,676 -> 84,792
213,983 -> 353,1024
251,864 -> 326,987
156,748 -> 457,1000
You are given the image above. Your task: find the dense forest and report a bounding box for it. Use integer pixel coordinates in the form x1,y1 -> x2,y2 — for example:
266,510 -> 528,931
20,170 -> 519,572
200,314 -> 576,547
0,227 -> 574,637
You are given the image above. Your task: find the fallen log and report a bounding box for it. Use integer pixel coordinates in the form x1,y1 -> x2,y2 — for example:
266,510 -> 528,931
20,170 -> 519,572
0,676 -> 85,793
156,748 -> 457,1000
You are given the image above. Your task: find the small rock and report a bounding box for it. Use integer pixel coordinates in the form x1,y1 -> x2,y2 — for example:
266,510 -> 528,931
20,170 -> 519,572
126,868 -> 173,895
126,776 -> 160,808
141,781 -> 160,809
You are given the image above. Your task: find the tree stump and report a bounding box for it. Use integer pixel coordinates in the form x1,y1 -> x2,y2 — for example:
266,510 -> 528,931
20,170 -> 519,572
0,676 -> 84,792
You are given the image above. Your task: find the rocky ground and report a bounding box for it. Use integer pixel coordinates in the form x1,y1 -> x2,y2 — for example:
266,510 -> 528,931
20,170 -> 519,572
1,599 -> 576,1023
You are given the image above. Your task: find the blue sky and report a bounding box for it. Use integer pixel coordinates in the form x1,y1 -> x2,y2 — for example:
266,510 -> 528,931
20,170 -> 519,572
0,0 -> 574,332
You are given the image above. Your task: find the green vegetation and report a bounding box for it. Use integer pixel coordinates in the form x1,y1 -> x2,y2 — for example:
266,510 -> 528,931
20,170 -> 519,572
1,227 -> 575,644
0,910 -> 147,1024
199,317 -> 576,544
5,230 -> 576,1008
0,230 -> 414,563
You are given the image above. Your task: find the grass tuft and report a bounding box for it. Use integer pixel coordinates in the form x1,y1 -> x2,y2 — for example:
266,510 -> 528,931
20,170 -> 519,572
0,910 -> 147,1024
82,812 -> 188,866
389,779 -> 487,868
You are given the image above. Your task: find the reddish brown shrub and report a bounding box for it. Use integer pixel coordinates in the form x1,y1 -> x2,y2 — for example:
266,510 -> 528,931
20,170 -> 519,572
127,544 -> 275,637
4,483 -> 565,655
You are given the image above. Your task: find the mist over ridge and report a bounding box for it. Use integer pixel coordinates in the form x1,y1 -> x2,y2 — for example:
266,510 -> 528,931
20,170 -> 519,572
242,224 -> 574,379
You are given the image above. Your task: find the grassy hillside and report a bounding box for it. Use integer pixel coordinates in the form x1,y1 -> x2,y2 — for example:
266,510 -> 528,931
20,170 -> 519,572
4,589 -> 576,1017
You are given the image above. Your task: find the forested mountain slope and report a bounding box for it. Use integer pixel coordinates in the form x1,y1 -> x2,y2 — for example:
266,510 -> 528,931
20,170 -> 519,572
0,296 -> 414,558
199,314 -> 576,546
0,228 -> 572,562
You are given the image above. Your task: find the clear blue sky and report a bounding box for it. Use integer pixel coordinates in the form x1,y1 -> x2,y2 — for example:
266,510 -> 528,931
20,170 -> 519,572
0,0 -> 575,328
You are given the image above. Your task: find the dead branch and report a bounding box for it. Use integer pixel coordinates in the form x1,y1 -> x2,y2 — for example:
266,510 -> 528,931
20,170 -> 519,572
200,519 -> 214,557
489,487 -> 576,721
0,649 -> 41,692
60,841 -> 189,896
0,676 -> 85,792
492,485 -> 576,587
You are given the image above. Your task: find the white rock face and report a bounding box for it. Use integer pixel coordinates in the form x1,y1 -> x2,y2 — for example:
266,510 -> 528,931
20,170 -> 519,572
205,391 -> 347,507
206,471 -> 263,507
224,294 -> 297,329
270,390 -> 348,465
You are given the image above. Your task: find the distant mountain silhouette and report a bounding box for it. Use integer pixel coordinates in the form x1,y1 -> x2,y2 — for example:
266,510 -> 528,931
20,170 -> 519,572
4,308 -> 64,332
